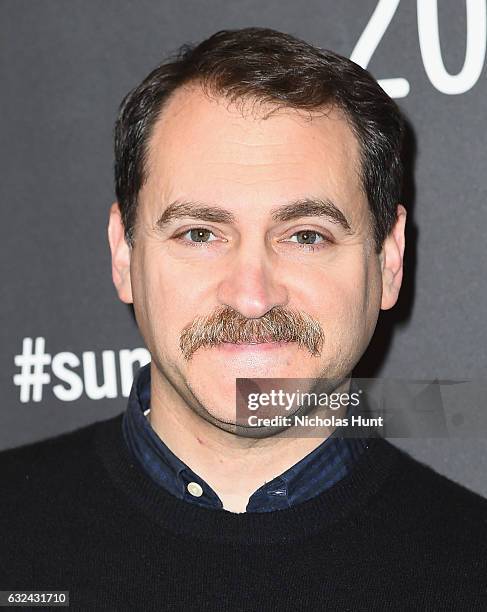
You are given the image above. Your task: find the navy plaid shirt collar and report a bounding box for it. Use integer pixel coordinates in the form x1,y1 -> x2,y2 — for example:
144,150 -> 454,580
122,363 -> 370,512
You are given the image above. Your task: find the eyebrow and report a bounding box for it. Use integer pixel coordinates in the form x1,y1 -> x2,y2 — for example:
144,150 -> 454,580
155,197 -> 353,233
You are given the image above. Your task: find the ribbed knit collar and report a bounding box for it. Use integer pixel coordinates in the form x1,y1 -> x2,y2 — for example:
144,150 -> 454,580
95,413 -> 403,545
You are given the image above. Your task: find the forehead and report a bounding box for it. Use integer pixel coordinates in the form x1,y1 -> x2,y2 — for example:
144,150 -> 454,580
142,84 -> 365,217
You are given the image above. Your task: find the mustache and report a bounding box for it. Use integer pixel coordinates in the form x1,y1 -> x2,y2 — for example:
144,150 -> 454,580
179,305 -> 324,360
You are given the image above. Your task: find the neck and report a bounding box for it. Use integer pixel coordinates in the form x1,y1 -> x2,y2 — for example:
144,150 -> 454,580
147,364 -> 351,513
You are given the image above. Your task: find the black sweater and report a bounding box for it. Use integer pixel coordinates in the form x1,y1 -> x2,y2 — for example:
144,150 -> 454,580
1,413 -> 486,611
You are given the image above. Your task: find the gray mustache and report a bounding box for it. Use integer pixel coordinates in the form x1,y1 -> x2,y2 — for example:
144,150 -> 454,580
179,305 -> 324,360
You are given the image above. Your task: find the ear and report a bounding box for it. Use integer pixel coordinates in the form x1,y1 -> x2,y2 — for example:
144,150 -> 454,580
108,202 -> 133,304
380,204 -> 407,310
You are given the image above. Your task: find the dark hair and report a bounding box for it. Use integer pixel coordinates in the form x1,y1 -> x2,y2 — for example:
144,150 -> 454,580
114,27 -> 404,252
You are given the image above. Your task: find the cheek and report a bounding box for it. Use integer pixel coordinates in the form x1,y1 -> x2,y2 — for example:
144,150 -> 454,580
137,256 -> 208,357
318,266 -> 367,316
130,253 -> 173,349
325,288 -> 365,339
313,265 -> 371,347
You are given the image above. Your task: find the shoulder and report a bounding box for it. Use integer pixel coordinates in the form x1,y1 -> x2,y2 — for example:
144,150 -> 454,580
0,415 -> 123,504
391,441 -> 487,513
0,415 -> 125,584
369,439 -> 487,549
0,418 -> 101,470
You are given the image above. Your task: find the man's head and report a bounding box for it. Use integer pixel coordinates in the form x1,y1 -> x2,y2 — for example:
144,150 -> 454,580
108,27 -> 406,433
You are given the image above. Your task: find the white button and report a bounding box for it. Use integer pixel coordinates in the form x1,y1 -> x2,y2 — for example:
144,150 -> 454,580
187,482 -> 203,497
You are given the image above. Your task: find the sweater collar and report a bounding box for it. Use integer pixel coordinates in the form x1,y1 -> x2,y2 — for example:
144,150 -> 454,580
95,409 -> 400,545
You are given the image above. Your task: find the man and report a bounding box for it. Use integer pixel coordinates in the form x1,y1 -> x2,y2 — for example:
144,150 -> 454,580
1,27 -> 486,611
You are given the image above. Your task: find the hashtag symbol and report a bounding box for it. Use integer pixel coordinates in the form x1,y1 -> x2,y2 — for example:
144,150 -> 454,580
13,337 -> 52,403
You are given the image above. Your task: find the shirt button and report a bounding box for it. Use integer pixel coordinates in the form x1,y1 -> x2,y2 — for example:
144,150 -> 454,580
187,482 -> 203,497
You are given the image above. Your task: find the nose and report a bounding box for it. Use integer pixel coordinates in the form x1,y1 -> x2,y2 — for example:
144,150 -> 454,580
216,242 -> 289,319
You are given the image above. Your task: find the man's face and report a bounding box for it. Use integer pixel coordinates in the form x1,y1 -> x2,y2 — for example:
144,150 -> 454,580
109,85 -> 404,431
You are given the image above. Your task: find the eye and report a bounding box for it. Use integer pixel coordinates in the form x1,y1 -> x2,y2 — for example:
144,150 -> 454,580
288,230 -> 326,245
177,228 -> 218,243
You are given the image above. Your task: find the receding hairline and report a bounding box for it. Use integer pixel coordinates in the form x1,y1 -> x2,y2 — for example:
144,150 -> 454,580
140,79 -> 365,195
